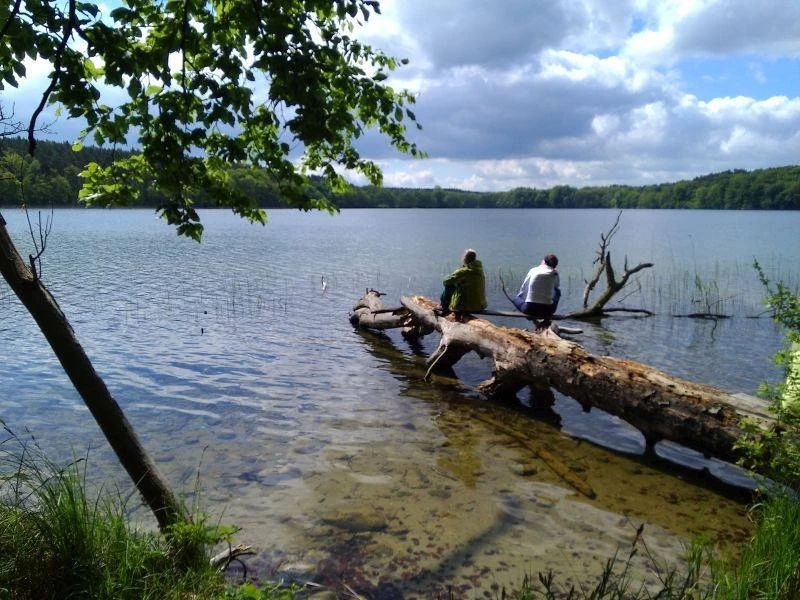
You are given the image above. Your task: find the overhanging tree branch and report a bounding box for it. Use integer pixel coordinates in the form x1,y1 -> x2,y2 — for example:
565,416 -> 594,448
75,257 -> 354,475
27,0 -> 76,156
1,0 -> 422,540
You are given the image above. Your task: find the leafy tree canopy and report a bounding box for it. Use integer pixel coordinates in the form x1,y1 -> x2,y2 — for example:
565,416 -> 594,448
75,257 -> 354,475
1,0 -> 421,238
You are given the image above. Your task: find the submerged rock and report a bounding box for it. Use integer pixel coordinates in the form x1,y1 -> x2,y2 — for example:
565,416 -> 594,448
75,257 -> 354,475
320,510 -> 389,533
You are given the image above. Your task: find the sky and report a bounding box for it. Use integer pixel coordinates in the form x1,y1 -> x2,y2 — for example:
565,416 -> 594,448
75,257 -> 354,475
6,0 -> 800,192
350,0 -> 800,190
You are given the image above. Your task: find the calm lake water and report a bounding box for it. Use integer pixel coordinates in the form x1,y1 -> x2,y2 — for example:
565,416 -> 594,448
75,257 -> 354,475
1,208 -> 798,597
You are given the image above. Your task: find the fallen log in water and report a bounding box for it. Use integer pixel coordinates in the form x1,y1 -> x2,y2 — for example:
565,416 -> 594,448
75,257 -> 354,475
349,291 -> 774,470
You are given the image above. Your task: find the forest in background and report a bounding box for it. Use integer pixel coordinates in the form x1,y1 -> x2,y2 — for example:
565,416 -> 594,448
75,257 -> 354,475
1,137 -> 799,210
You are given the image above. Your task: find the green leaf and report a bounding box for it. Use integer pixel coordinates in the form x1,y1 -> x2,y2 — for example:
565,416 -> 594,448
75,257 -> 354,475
83,58 -> 103,78
7,0 -> 423,239
128,77 -> 142,98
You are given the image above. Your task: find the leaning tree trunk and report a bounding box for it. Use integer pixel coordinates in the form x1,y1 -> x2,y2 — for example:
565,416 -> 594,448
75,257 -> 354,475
0,212 -> 185,532
350,291 -> 774,474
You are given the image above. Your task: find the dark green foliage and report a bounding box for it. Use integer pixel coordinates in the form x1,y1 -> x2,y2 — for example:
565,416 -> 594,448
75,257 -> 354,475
711,495 -> 800,599
1,137 -> 799,211
335,166 -> 800,209
2,0 -> 421,240
736,262 -> 800,489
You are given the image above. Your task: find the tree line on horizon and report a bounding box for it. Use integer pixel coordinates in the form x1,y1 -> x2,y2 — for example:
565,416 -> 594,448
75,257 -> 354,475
2,137 -> 799,210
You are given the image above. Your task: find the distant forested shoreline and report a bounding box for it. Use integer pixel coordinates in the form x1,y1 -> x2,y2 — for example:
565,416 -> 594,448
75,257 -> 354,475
1,137 -> 799,210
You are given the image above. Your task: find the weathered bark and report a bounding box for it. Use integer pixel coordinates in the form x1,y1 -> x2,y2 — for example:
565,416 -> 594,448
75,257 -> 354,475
0,212 -> 186,532
350,289 -> 433,341
567,251 -> 654,318
567,210 -> 654,319
350,290 -> 413,330
350,290 -> 773,470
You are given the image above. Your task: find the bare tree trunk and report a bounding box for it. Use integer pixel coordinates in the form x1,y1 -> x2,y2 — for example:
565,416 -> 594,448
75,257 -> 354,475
567,211 -> 654,319
350,290 -> 774,473
566,251 -> 654,319
0,212 -> 186,532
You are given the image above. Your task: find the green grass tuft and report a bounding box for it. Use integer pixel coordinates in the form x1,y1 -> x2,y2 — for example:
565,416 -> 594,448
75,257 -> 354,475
0,423 -> 291,600
711,494 -> 800,600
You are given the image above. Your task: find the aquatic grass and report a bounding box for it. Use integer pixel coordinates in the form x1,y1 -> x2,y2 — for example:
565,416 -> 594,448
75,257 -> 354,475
0,428 -> 187,599
491,255 -> 800,318
498,529 -> 713,600
109,255 -> 800,326
711,494 -> 800,600
491,263 -> 753,317
0,423 -> 294,600
614,258 -> 797,318
496,491 -> 800,600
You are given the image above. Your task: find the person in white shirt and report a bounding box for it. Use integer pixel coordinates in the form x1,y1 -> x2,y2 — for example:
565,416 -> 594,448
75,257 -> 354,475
513,253 -> 561,327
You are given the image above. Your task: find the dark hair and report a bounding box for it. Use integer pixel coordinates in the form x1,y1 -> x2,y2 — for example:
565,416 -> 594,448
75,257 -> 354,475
543,253 -> 558,268
463,249 -> 477,264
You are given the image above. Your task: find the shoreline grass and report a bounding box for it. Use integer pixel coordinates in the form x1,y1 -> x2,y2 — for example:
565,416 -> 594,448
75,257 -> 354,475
0,425 -> 245,600
2,426 -> 799,599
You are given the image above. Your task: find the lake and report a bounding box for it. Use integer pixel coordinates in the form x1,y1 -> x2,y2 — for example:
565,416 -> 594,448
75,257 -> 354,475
1,207 -> 798,597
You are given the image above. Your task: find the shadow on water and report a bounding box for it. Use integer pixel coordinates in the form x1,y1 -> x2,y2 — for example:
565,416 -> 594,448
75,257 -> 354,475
358,328 -> 754,502
263,328 -> 757,598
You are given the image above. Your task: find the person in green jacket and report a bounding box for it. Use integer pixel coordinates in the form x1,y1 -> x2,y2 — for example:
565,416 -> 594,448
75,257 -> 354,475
437,248 -> 488,314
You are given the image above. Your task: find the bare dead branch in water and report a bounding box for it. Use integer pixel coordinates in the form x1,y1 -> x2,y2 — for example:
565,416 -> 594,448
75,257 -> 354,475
568,212 -> 654,320
582,209 -> 622,309
24,205 -> 54,280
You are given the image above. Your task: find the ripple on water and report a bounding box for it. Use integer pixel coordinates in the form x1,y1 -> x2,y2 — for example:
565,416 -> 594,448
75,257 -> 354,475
3,209 -> 785,597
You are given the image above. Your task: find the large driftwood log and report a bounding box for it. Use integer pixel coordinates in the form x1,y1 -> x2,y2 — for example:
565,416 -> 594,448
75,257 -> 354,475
349,291 -> 773,470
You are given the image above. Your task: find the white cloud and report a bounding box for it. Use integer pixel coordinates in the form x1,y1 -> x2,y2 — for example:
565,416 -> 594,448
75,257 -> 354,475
5,0 -> 800,191
591,114 -> 621,136
361,0 -> 800,189
622,28 -> 676,67
383,167 -> 438,189
697,95 -> 800,126
617,102 -> 669,146
618,0 -> 800,66
537,50 -> 665,93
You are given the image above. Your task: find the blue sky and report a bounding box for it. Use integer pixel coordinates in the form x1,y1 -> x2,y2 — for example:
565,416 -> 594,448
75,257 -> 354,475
351,0 -> 800,190
678,56 -> 800,100
4,0 -> 800,191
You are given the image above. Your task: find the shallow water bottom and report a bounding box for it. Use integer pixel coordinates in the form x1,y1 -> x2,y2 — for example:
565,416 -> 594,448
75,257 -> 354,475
201,395 -> 752,599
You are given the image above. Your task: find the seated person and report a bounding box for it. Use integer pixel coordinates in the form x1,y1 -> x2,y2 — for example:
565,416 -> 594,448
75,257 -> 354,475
513,253 -> 561,326
438,248 -> 488,315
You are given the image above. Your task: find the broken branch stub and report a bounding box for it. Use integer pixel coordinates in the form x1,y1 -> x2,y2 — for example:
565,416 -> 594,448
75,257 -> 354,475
573,211 -> 655,319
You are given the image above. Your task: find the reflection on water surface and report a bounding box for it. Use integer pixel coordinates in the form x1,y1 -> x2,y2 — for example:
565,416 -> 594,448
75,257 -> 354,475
2,208 -> 796,597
